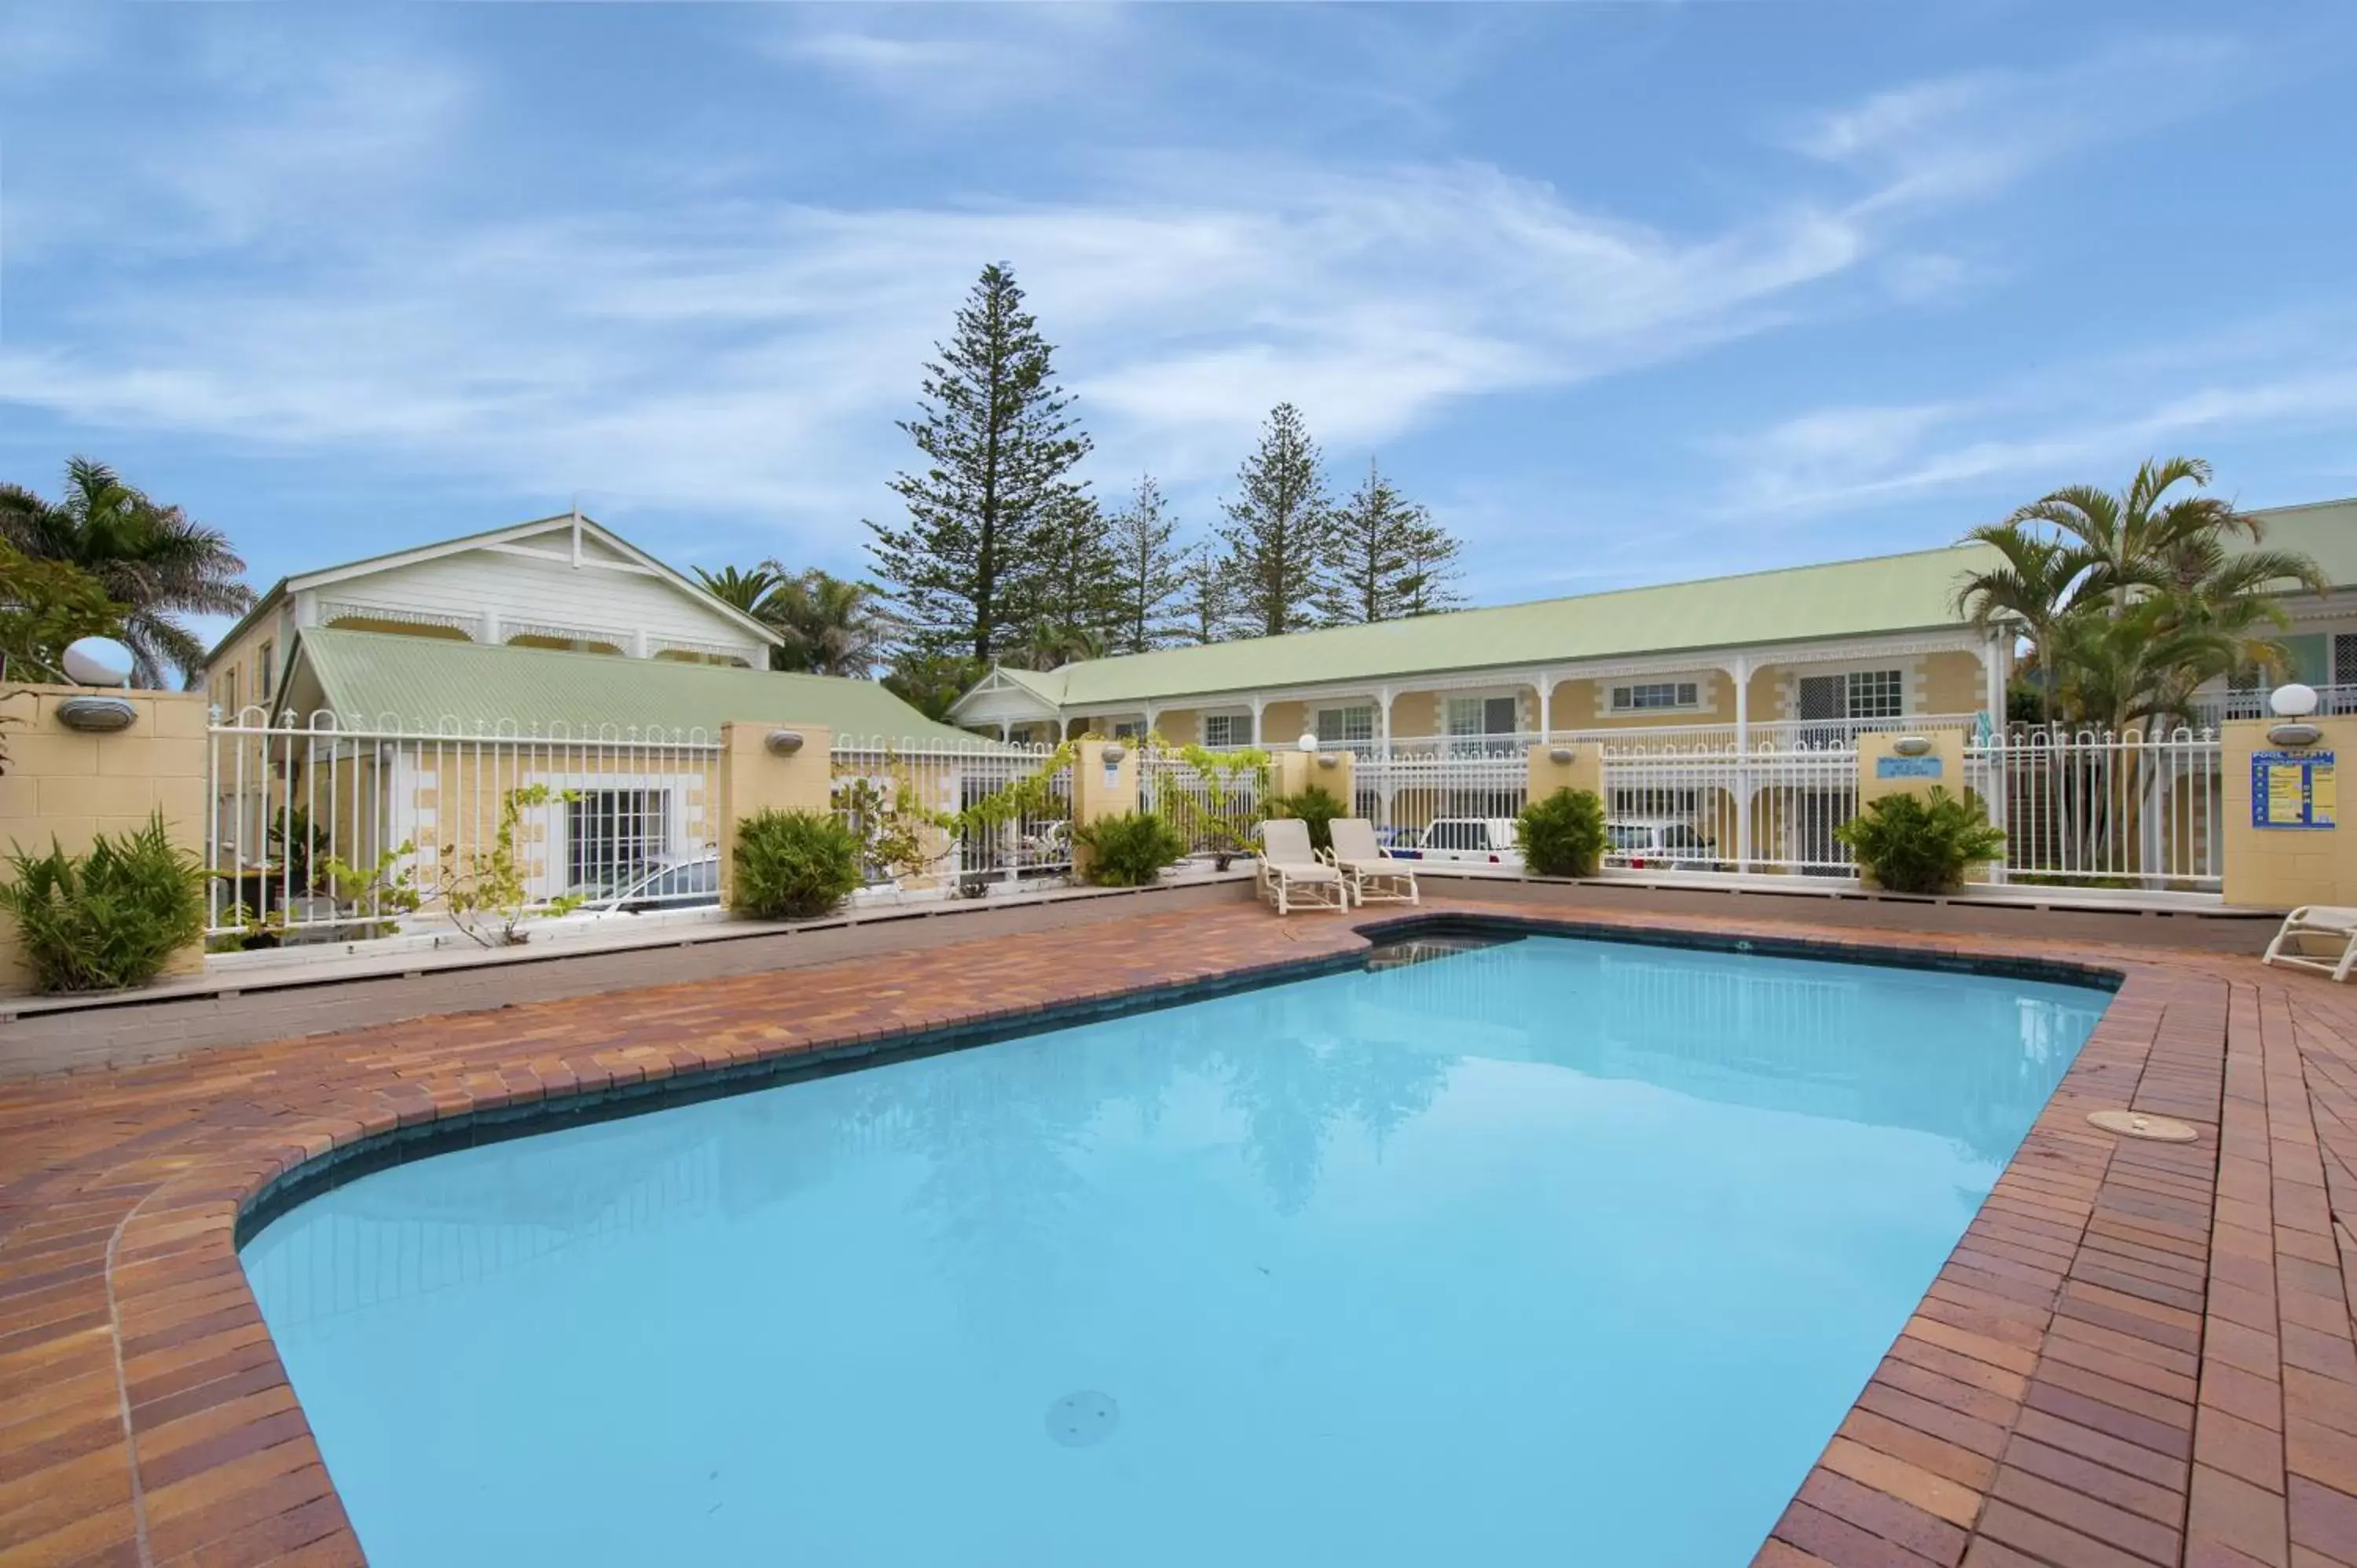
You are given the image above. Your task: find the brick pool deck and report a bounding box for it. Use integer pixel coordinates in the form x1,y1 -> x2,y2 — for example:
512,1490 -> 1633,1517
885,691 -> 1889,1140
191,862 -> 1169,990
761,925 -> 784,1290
2,897 -> 2354,1567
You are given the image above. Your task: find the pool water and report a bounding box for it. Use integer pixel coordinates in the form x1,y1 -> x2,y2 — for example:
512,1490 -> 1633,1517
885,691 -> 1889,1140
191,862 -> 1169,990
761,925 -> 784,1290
241,933 -> 2106,1566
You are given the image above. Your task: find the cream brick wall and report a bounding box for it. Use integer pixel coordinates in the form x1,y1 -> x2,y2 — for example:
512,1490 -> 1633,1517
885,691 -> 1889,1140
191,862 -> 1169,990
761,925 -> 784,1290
0,685 -> 211,995
714,722 -> 834,909
2222,717 -> 2357,910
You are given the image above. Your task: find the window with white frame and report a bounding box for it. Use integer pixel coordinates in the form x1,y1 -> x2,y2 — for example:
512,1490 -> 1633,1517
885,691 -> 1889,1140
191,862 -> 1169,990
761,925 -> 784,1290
1610,680 -> 1700,713
1446,694 -> 1520,735
1846,669 -> 1904,718
567,789 -> 669,893
1316,705 -> 1374,745
1201,712 -> 1250,748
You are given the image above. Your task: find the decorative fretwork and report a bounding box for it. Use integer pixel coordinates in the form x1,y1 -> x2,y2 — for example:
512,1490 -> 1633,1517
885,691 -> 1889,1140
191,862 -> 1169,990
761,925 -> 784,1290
503,620 -> 632,654
648,636 -> 758,668
320,602 -> 482,639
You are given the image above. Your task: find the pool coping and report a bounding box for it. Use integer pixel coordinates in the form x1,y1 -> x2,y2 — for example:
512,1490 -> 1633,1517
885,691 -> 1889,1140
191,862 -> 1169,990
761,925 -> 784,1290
5,896 -> 2352,1567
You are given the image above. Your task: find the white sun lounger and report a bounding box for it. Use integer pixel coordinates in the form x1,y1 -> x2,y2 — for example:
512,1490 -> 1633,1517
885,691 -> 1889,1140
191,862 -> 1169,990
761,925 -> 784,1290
2262,906 -> 2357,982
1256,818 -> 1348,915
1325,817 -> 1417,907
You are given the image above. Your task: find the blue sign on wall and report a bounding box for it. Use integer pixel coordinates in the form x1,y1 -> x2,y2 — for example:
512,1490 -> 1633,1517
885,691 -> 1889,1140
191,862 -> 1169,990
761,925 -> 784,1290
1875,755 -> 1944,779
2252,749 -> 2336,830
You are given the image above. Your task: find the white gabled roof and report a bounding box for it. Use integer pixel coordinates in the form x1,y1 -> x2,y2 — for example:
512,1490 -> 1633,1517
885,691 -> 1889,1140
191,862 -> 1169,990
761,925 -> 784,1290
207,512 -> 783,663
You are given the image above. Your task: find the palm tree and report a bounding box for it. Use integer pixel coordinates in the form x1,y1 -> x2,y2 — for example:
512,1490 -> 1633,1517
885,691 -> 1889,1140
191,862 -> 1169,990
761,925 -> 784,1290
692,563 -> 785,619
1951,522 -> 2092,724
0,458 -> 254,688
762,569 -> 885,678
2003,456 -> 2264,618
1006,620 -> 1106,672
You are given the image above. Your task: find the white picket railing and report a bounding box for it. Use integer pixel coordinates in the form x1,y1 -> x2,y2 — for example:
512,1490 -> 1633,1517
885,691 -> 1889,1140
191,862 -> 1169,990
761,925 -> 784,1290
829,735 -> 1073,890
207,709 -> 724,946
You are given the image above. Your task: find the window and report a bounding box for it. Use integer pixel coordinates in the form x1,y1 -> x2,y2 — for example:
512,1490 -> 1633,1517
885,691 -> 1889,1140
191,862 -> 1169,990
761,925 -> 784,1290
1316,705 -> 1374,745
1202,713 -> 1249,748
2336,633 -> 2357,690
567,789 -> 669,894
1846,669 -> 1904,718
1611,681 -> 1699,713
1111,720 -> 1144,740
257,642 -> 275,702
1446,695 -> 1519,735
219,667 -> 238,716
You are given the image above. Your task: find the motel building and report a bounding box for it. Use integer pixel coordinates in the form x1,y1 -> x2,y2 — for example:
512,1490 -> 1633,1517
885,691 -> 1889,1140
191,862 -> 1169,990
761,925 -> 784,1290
951,497 -> 2357,872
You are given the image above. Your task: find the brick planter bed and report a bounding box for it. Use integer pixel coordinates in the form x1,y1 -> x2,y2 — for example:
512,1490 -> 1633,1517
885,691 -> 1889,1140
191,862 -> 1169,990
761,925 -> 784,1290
2,897 -> 2353,1567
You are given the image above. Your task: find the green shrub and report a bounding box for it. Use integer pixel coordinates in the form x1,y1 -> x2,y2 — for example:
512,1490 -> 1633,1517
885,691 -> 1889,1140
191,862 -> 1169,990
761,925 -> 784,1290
1833,787 -> 2007,895
1517,787 -> 1608,878
1074,810 -> 1187,887
1266,784 -> 1348,852
731,809 -> 863,921
0,813 -> 207,992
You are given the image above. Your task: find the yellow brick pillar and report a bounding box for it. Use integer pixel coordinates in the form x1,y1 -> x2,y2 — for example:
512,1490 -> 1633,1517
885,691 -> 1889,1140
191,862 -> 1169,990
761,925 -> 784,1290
1851,726 -> 1977,888
1525,738 -> 1601,805
1070,738 -> 1140,881
2223,716 -> 2357,909
0,685 -> 211,995
1856,727 -> 1970,807
1271,746 -> 1354,806
715,721 -> 833,910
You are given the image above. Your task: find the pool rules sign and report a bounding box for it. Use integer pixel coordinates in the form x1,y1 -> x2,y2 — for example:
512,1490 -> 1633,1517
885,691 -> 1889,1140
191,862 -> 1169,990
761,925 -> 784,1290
2252,749 -> 2337,830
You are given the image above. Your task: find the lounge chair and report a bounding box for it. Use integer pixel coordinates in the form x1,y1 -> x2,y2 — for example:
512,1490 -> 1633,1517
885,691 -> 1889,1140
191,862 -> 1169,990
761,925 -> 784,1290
2262,906 -> 2357,982
1256,819 -> 1348,915
1326,817 -> 1417,907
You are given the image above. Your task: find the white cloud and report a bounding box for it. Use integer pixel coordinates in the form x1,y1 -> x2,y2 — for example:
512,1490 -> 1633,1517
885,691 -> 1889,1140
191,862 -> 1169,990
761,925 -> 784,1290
1717,362 -> 2357,518
1788,35 -> 2255,218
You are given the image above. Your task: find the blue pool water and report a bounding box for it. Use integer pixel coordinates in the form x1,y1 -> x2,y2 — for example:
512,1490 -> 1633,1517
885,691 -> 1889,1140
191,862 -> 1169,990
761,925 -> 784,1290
242,933 -> 2106,1566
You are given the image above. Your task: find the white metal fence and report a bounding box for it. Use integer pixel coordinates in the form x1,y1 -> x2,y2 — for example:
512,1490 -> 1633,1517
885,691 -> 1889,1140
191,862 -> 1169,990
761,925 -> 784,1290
829,735 -> 1072,891
1139,752 -> 1266,859
207,709 -> 724,947
1966,728 -> 2223,890
1597,742 -> 1861,874
1356,753 -> 1529,846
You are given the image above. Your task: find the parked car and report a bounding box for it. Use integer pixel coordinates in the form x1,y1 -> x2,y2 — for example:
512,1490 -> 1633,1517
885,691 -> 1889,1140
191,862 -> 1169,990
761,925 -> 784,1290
577,855 -> 721,915
1607,819 -> 1722,871
1387,818 -> 1525,867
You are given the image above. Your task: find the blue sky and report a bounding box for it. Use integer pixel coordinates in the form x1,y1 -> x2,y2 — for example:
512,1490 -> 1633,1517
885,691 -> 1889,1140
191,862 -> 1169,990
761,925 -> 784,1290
3,2 -> 2354,644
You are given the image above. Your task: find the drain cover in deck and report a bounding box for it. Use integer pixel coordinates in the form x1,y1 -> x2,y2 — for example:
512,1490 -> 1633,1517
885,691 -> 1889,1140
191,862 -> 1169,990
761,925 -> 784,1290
2087,1108 -> 2199,1142
1046,1390 -> 1119,1447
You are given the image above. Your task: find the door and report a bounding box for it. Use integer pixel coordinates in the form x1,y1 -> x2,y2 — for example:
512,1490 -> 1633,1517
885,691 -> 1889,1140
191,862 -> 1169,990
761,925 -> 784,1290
1798,674 -> 1846,747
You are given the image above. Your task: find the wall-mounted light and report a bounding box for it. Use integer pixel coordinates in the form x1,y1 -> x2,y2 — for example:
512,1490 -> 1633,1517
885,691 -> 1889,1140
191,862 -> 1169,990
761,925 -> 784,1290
1315,753 -> 1340,770
2268,683 -> 2323,747
1297,731 -> 1319,754
2267,683 -> 2325,746
1102,742 -> 1127,764
1548,745 -> 1575,764
55,696 -> 138,733
1891,735 -> 1934,757
764,728 -> 805,756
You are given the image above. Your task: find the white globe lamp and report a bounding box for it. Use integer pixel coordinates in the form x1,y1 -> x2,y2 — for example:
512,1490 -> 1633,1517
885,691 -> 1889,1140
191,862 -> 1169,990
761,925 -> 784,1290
61,636 -> 134,688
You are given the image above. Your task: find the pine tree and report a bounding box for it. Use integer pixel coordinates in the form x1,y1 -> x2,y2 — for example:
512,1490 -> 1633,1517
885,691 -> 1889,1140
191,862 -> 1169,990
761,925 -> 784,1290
864,263 -> 1091,664
1175,542 -> 1232,645
1217,403 -> 1331,638
1106,474 -> 1187,654
1395,515 -> 1467,617
1318,459 -> 1432,624
1022,490 -> 1122,661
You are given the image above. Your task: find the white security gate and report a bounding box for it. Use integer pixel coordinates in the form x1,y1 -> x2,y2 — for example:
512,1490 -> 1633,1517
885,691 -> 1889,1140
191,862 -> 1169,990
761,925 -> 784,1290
1965,728 -> 2222,890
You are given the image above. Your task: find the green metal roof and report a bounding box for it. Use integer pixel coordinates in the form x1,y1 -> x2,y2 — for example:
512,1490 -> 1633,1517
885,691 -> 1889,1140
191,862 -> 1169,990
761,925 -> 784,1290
295,628 -> 976,743
1023,541 -> 2004,709
993,497 -> 2357,712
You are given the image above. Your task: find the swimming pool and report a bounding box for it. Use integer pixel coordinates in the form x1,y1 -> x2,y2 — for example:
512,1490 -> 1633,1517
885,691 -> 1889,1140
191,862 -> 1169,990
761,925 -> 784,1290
241,929 -> 2108,1566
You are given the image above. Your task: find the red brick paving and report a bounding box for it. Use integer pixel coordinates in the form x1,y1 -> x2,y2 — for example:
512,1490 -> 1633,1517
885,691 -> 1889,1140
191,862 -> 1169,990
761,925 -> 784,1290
2,896 -> 2354,1566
